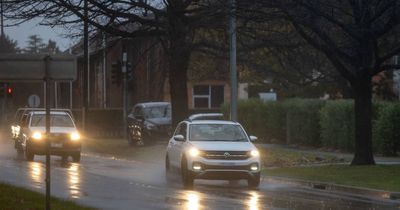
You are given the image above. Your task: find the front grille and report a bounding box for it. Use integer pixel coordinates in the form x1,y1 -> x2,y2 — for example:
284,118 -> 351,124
48,133 -> 69,143
202,164 -> 251,170
201,151 -> 250,160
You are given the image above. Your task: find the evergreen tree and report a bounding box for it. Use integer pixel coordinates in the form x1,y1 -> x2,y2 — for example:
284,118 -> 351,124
0,34 -> 18,53
25,34 -> 45,53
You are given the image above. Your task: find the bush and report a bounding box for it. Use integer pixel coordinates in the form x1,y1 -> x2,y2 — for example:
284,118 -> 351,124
222,99 -> 286,142
223,98 -> 400,156
320,100 -> 354,151
374,103 -> 400,156
223,99 -> 323,144
284,99 -> 325,146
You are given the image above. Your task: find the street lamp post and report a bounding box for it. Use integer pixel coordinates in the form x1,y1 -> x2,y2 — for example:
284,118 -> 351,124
229,0 -> 238,121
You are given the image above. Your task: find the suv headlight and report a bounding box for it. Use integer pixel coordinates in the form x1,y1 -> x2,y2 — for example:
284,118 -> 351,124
250,150 -> 260,157
70,132 -> 81,141
188,147 -> 200,157
32,132 -> 43,140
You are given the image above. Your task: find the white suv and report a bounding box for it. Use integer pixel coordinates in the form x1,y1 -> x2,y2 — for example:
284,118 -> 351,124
165,113 -> 261,189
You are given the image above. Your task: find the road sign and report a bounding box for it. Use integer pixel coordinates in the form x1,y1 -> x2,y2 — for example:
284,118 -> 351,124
28,94 -> 40,108
0,54 -> 77,81
0,54 -> 77,210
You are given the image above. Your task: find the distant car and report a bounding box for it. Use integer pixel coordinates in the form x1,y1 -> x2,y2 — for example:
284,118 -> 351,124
165,113 -> 261,189
127,102 -> 171,146
11,108 -> 75,153
19,110 -> 81,162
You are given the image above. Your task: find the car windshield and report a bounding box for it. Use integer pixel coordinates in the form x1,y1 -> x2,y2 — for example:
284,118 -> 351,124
144,105 -> 171,119
30,114 -> 75,127
189,124 -> 248,142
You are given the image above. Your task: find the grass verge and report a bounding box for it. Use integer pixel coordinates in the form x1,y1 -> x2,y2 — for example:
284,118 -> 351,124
259,147 -> 345,167
82,138 -> 166,161
0,182 -> 96,210
263,165 -> 400,192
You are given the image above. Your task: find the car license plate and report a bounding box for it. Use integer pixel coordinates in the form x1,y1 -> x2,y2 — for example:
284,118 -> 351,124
51,143 -> 63,148
221,162 -> 236,166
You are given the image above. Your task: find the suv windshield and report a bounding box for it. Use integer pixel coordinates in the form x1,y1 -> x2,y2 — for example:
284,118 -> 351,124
144,106 -> 171,119
30,114 -> 74,127
189,124 -> 248,142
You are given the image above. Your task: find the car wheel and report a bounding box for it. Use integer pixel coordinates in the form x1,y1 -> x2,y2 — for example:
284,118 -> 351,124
25,147 -> 34,161
72,153 -> 81,163
139,131 -> 150,146
247,173 -> 260,189
181,158 -> 194,189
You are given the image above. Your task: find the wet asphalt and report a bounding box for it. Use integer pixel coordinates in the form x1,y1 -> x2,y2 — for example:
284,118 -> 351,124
0,132 -> 399,210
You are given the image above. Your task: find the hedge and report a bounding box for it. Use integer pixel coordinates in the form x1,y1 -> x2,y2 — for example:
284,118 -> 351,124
319,100 -> 354,151
223,99 -> 400,156
284,99 -> 325,146
374,103 -> 400,156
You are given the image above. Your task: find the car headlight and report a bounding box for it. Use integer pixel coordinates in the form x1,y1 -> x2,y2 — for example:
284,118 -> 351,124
188,147 -> 200,157
32,132 -> 43,140
70,132 -> 81,141
250,150 -> 260,157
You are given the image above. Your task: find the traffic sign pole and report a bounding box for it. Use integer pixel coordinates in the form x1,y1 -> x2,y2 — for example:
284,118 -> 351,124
44,55 -> 51,210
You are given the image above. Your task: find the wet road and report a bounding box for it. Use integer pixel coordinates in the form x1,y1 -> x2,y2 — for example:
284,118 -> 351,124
0,133 -> 399,210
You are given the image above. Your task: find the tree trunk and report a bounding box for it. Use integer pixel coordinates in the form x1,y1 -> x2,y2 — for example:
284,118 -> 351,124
351,75 -> 375,165
168,39 -> 191,126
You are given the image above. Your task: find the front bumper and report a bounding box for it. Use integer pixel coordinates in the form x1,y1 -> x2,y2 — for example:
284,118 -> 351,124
187,157 -> 261,180
27,140 -> 81,156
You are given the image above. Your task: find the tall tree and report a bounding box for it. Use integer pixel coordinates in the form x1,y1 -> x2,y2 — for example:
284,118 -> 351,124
24,34 -> 45,54
0,34 -> 18,53
7,0 -> 228,125
42,39 -> 61,54
244,0 -> 400,165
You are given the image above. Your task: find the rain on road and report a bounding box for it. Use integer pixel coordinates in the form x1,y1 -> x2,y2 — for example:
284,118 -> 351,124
0,131 -> 398,210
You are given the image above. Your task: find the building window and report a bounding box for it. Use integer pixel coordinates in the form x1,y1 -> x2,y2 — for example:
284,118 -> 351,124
193,85 -> 224,109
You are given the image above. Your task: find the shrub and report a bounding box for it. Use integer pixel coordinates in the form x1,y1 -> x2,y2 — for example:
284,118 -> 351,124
222,99 -> 286,142
374,103 -> 400,156
284,99 -> 325,146
320,100 -> 355,151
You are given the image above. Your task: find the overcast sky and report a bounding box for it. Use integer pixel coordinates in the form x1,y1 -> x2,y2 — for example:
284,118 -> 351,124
5,19 -> 74,51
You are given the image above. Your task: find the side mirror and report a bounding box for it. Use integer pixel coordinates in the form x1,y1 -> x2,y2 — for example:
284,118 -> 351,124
249,136 -> 258,142
174,135 -> 185,142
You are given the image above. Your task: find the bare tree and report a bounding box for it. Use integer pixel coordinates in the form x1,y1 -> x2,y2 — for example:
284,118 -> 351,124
243,0 -> 400,165
6,0 -> 228,125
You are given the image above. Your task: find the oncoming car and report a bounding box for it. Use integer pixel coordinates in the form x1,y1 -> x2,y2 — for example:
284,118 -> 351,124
165,113 -> 261,189
20,110 -> 81,162
127,102 -> 171,146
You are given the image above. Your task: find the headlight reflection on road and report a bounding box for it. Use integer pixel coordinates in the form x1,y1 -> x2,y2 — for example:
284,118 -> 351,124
29,162 -> 43,188
248,191 -> 260,210
68,164 -> 81,199
185,191 -> 201,210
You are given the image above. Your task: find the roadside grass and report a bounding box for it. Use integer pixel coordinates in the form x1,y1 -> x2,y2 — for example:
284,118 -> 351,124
84,138 -> 346,166
263,165 -> 400,192
82,137 -> 167,161
259,147 -> 345,167
0,182 -> 96,210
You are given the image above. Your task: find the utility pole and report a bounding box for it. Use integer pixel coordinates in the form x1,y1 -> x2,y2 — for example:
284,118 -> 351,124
44,56 -> 51,210
1,0 -> 7,123
122,51 -> 128,139
1,0 -> 4,37
229,0 -> 238,121
82,0 -> 89,131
